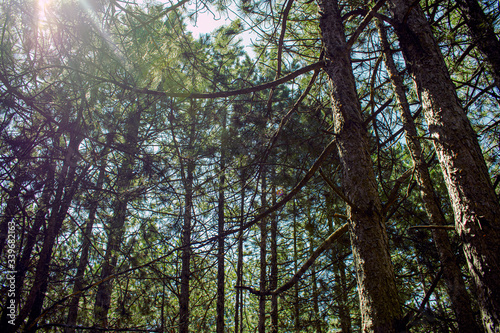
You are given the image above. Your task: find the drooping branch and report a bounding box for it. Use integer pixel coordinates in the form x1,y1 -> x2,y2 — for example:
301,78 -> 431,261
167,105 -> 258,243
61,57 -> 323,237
81,61 -> 325,99
237,223 -> 349,296
220,137 -> 338,239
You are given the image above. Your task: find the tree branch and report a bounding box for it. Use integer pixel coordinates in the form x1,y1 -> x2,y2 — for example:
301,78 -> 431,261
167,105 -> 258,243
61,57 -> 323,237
87,61 -> 325,99
237,223 -> 349,296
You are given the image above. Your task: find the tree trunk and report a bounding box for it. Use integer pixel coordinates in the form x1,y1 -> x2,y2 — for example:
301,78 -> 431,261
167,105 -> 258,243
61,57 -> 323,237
316,1 -> 403,331
326,191 -> 352,333
293,199 -> 300,332
66,133 -> 113,333
377,19 -> 483,333
0,162 -> 54,332
258,169 -> 268,333
388,2 -> 500,331
0,166 -> 22,259
306,203 -> 321,333
93,110 -> 141,331
235,171 -> 246,333
179,104 -> 196,333
457,0 -> 500,91
216,111 -> 226,333
270,184 -> 278,333
22,133 -> 83,333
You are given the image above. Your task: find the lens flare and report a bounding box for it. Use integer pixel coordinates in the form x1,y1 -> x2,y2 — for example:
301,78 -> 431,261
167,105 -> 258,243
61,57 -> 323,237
38,0 -> 51,20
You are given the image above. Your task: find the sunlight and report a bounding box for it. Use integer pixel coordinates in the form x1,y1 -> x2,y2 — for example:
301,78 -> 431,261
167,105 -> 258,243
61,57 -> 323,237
38,0 -> 51,20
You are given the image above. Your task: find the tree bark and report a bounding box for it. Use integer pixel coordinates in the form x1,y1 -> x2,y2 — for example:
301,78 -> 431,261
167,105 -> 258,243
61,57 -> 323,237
457,0 -> 500,91
22,132 -> 83,333
93,110 -> 141,331
377,19 -> 483,333
0,162 -> 54,332
66,133 -> 113,333
235,171 -> 246,333
0,166 -> 22,259
270,184 -> 278,333
325,192 -> 352,333
179,103 -> 196,333
216,111 -> 226,333
293,199 -> 300,332
258,169 -> 268,333
388,2 -> 500,332
316,1 -> 403,332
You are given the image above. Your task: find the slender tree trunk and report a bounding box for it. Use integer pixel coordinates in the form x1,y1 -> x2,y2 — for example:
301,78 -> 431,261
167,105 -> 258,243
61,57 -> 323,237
179,105 -> 196,333
93,110 -> 141,331
325,192 -> 352,333
309,229 -> 321,333
388,2 -> 500,331
22,133 -> 83,333
336,258 -> 352,333
258,169 -> 268,333
66,134 -> 113,333
270,184 -> 278,333
0,167 -> 22,258
293,199 -> 300,332
306,204 -> 321,333
377,19 -> 483,333
316,1 -> 403,331
216,112 -> 226,333
179,156 -> 194,333
0,162 -> 54,331
457,0 -> 500,91
235,171 -> 246,333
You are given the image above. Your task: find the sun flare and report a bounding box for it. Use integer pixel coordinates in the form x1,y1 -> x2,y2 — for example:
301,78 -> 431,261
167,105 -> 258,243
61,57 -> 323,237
38,0 -> 51,20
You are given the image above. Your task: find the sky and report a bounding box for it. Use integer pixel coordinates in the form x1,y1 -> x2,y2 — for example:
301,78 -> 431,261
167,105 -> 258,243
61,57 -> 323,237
185,2 -> 257,57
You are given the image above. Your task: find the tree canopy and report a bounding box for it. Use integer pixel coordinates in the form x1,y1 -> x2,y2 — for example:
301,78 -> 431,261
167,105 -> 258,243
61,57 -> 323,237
0,0 -> 499,332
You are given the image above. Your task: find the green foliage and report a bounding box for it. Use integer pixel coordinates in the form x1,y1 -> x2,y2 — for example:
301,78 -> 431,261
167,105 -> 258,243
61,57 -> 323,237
0,0 -> 496,332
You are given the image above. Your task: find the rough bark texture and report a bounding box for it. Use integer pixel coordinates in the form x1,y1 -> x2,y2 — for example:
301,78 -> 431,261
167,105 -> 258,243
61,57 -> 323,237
457,0 -> 500,91
388,1 -> 500,332
317,1 -> 403,332
377,20 -> 483,333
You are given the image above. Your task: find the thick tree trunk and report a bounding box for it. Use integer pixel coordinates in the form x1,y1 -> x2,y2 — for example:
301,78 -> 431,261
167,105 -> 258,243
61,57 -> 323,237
457,0 -> 500,91
388,2 -> 500,332
316,1 -> 403,332
93,111 -> 141,331
377,19 -> 483,333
